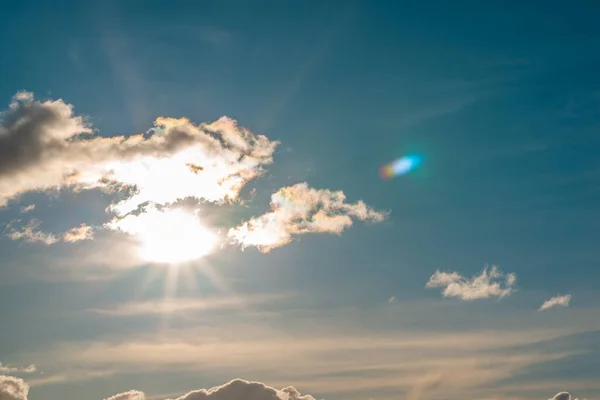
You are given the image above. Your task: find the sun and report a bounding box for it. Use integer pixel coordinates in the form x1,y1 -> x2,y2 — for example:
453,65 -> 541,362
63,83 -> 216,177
111,207 -> 219,264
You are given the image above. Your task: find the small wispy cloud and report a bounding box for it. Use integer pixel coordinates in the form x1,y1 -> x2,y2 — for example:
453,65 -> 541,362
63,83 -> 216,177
228,182 -> 386,252
0,362 -> 36,374
539,294 -> 572,311
20,204 -> 35,213
6,220 -> 94,245
62,223 -> 94,243
6,220 -> 59,245
426,265 -> 516,300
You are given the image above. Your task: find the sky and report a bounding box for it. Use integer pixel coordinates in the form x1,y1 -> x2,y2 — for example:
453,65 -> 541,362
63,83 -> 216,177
0,1 -> 599,400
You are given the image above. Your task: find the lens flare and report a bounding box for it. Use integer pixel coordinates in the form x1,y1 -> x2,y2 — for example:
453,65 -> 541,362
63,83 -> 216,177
380,154 -> 422,179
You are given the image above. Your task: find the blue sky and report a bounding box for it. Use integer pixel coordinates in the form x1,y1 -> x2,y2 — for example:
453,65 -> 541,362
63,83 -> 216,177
1,1 -> 599,400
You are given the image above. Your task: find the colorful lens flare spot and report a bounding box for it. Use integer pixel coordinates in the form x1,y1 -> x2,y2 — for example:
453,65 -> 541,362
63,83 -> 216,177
380,154 -> 422,179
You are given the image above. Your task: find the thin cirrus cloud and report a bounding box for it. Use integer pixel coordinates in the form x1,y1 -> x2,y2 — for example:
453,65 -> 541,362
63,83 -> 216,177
88,293 -> 291,316
0,362 -> 36,374
425,265 -> 517,300
539,294 -> 572,311
228,182 -> 387,252
37,320 -> 571,395
1,92 -> 383,253
6,220 -> 94,245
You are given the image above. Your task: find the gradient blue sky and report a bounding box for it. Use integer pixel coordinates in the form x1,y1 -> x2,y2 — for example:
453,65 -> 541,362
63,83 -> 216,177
1,1 -> 599,400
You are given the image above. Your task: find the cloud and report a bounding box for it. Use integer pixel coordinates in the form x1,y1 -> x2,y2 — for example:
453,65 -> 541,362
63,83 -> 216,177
407,374 -> 443,400
19,205 -> 34,213
0,376 -> 29,400
107,379 -> 316,400
549,392 -> 586,400
89,293 -> 290,316
6,220 -> 94,245
425,265 -> 516,300
167,379 -> 315,400
105,380 -> 316,400
62,223 -> 94,242
228,182 -> 386,252
0,364 -> 35,375
0,92 -> 278,213
1,92 -> 386,259
0,374 -> 590,400
6,220 -> 59,245
38,318 -> 566,398
539,295 -> 572,311
106,390 -> 146,400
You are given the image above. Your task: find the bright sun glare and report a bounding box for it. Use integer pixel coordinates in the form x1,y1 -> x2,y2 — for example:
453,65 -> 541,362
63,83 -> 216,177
131,208 -> 218,264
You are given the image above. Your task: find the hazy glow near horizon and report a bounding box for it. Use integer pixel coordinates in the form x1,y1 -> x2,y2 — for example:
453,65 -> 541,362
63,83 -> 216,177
380,154 -> 422,179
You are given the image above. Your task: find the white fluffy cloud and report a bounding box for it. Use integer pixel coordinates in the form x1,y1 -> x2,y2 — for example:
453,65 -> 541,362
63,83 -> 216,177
0,92 -> 278,213
0,376 -> 29,400
228,182 -> 386,252
539,294 -> 572,311
425,265 -> 516,300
